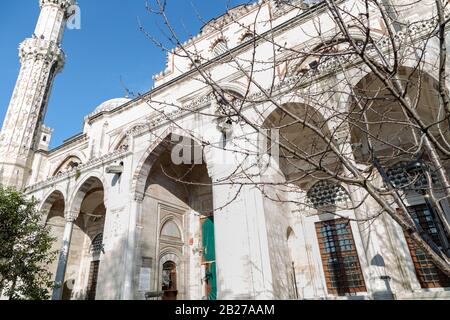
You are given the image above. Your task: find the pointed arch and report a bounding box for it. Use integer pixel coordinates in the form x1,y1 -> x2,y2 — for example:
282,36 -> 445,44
131,123 -> 210,199
68,175 -> 105,220
40,189 -> 65,222
160,219 -> 183,240
211,38 -> 228,56
52,155 -> 83,176
109,122 -> 150,152
257,95 -> 317,128
261,100 -> 337,183
159,251 -> 182,267
348,66 -> 449,163
131,130 -> 174,201
212,82 -> 248,99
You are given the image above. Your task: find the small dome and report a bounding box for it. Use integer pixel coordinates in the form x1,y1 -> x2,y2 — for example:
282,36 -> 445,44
94,98 -> 130,113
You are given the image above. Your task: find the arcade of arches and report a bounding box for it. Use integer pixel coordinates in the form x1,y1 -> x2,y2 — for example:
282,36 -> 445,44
41,136 -> 218,300
35,66 -> 450,300
2,0 -> 450,301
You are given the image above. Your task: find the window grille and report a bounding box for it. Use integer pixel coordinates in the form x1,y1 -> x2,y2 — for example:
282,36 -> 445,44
85,260 -> 100,300
307,181 -> 350,209
402,205 -> 450,288
315,219 -> 366,295
386,162 -> 439,192
90,233 -> 104,255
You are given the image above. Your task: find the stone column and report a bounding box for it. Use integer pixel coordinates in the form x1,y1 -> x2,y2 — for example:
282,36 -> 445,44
332,120 -> 395,299
204,129 -> 274,300
52,212 -> 76,300
122,196 -> 143,300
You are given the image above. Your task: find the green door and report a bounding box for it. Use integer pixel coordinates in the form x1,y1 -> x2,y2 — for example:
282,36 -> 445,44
202,216 -> 217,300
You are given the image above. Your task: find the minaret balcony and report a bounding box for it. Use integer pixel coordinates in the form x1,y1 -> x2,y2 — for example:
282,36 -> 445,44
39,0 -> 76,16
19,38 -> 65,69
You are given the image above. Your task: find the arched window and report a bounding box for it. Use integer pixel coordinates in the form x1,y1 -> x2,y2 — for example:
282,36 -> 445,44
386,162 -> 438,192
161,220 -> 182,240
387,162 -> 450,288
53,156 -> 82,176
86,233 -> 103,301
115,135 -> 130,151
240,32 -> 254,43
90,233 -> 104,255
306,181 -> 350,210
212,39 -> 228,56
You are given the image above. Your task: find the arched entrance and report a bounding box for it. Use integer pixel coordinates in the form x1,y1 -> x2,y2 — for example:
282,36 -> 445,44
63,177 -> 107,300
162,261 -> 178,300
41,191 -> 65,286
135,133 -> 216,300
349,68 -> 450,164
263,102 -> 337,178
349,68 -> 450,290
262,102 -> 368,298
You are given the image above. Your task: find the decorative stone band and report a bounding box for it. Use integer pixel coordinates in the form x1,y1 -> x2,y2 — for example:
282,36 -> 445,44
25,146 -> 130,193
39,0 -> 76,16
287,9 -> 450,77
19,38 -> 65,70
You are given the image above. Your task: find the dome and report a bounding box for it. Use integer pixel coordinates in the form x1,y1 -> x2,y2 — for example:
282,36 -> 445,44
94,98 -> 130,113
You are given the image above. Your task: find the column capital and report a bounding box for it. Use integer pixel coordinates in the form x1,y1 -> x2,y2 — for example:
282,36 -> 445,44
134,192 -> 145,203
64,210 -> 78,222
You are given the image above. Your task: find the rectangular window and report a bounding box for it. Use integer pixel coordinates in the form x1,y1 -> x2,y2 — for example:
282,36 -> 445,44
315,219 -> 366,295
404,205 -> 450,288
86,260 -> 100,300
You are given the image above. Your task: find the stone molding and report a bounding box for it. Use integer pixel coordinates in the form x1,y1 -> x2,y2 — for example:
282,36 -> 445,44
113,14 -> 448,143
26,147 -> 130,193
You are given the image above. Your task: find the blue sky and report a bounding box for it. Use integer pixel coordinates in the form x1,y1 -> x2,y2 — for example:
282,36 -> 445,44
0,0 -> 249,148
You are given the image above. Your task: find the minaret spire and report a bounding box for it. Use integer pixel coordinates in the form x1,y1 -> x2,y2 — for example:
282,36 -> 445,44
0,0 -> 75,188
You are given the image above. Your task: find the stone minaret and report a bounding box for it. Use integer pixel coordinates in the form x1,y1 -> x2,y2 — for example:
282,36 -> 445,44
0,0 -> 75,189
